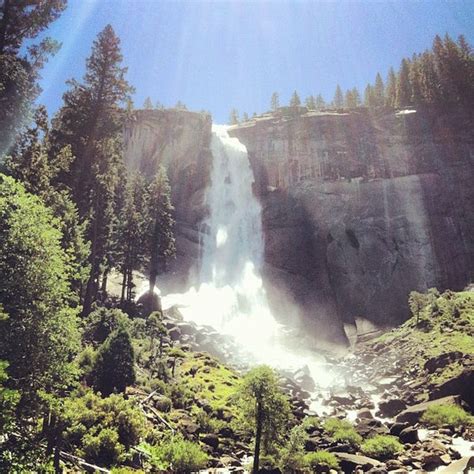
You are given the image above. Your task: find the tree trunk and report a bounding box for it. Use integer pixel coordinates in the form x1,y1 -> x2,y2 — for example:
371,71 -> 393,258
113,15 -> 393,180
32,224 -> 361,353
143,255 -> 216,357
120,269 -> 126,303
253,402 -> 263,473
148,220 -> 160,294
101,268 -> 108,299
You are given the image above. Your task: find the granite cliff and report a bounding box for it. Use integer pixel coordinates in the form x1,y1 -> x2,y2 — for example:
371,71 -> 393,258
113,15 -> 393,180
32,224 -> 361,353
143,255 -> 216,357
124,107 -> 474,343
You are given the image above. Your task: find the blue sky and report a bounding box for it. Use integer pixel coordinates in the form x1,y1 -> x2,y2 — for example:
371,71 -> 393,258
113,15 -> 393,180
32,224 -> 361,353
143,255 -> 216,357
37,0 -> 474,123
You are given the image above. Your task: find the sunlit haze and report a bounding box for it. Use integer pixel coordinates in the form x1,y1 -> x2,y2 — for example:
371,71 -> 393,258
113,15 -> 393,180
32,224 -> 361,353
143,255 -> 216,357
36,0 -> 474,122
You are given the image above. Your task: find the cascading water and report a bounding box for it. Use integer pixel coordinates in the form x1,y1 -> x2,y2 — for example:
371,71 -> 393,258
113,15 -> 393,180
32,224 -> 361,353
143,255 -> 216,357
163,125 -> 334,385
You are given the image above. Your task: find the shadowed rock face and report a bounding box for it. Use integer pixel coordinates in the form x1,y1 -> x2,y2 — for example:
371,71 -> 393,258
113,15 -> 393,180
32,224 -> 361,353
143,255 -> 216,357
124,108 -> 474,343
230,107 -> 474,333
124,109 -> 213,289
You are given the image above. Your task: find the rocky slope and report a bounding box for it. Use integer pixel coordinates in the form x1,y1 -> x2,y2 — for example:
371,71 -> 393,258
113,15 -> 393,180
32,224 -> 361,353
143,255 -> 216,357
230,106 -> 474,340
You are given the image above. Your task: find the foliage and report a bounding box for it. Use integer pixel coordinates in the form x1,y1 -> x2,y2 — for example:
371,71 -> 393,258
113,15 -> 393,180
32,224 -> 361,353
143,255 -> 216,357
0,175 -> 80,409
61,388 -> 146,466
421,404 -> 474,428
278,424 -> 308,472
0,358 -> 20,436
304,451 -> 340,471
235,365 -> 292,472
141,436 -> 208,473
290,90 -> 301,107
83,307 -> 130,345
323,417 -> 362,447
93,324 -> 136,395
361,435 -> 404,460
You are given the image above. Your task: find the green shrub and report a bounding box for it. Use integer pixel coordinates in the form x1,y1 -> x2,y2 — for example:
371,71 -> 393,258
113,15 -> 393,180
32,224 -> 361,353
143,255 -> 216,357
421,404 -> 474,428
82,428 -> 123,466
304,451 -> 340,471
323,417 -> 361,447
142,436 -> 208,473
302,416 -> 320,431
361,435 -> 404,460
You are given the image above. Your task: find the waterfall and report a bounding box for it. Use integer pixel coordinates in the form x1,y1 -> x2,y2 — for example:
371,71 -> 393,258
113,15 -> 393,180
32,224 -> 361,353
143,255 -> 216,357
164,125 -> 278,355
163,125 -> 335,386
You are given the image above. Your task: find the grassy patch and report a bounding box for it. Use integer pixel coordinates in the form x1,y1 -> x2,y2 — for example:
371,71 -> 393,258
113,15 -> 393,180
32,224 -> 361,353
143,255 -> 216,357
304,451 -> 340,470
421,404 -> 474,428
323,417 -> 362,447
361,435 -> 404,460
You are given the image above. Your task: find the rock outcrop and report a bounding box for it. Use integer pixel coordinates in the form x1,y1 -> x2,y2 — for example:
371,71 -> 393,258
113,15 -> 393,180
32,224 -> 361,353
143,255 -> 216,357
230,107 -> 474,335
124,109 -> 213,289
123,107 -> 474,343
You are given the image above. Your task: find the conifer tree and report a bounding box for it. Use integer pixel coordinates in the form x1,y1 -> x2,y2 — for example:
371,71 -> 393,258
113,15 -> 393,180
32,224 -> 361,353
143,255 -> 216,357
409,54 -> 423,104
385,67 -> 397,107
146,167 -> 176,296
373,72 -> 385,106
143,97 -> 153,109
242,112 -> 249,121
290,90 -> 301,107
229,108 -> 239,125
352,87 -> 361,107
270,92 -> 280,111
0,1 -> 65,157
344,89 -> 354,108
315,94 -> 326,109
305,95 -> 316,110
419,52 -> 439,103
333,85 -> 344,108
396,58 -> 412,107
93,324 -> 135,395
364,84 -> 375,108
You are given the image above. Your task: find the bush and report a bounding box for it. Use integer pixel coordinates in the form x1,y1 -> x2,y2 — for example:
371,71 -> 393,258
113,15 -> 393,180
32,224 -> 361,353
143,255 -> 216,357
304,451 -> 340,471
302,416 -> 320,431
361,435 -> 404,460
82,428 -> 123,466
142,436 -> 208,473
421,404 -> 474,428
323,417 -> 361,447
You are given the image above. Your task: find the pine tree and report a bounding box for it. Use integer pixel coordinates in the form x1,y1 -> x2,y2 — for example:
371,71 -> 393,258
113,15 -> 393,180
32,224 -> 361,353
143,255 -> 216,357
333,85 -> 344,108
419,52 -> 439,103
50,25 -> 133,314
344,89 -> 355,108
409,54 -> 423,104
270,92 -> 280,111
143,97 -> 153,109
229,108 -> 239,125
305,95 -> 316,110
146,167 -> 176,297
315,94 -> 326,109
93,324 -> 136,395
396,58 -> 412,107
364,84 -> 375,108
373,73 -> 385,106
0,1 -> 65,158
175,100 -> 187,110
290,90 -> 301,107
242,112 -> 249,121
385,67 -> 397,107
352,87 -> 361,107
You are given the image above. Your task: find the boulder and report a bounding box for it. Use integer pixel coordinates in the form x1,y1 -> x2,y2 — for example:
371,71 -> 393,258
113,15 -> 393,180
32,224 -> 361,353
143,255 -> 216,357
399,426 -> 419,444
357,408 -> 374,419
378,399 -> 407,418
334,452 -> 383,473
438,456 -> 474,473
389,422 -> 409,436
201,433 -> 219,450
395,396 -> 461,424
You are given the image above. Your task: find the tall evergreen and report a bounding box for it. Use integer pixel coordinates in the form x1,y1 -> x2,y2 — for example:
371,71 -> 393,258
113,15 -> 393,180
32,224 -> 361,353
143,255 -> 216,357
364,84 -> 375,108
289,90 -> 301,107
396,58 -> 412,107
385,67 -> 397,107
51,25 -> 133,314
333,84 -> 344,108
373,72 -> 385,106
229,108 -> 239,125
315,94 -> 326,109
409,54 -> 423,104
146,167 -> 176,296
143,97 -> 153,109
270,92 -> 280,111
305,95 -> 316,110
0,0 -> 65,157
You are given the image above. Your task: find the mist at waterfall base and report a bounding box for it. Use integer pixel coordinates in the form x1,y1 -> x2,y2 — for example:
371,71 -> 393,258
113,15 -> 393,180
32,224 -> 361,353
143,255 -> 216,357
162,125 -> 336,389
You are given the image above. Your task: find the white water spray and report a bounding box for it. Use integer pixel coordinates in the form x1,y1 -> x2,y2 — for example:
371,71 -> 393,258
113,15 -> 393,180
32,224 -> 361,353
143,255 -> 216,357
163,125 -> 335,386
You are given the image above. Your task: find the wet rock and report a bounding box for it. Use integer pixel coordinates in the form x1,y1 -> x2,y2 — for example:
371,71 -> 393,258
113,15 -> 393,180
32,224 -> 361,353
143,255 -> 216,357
378,399 -> 407,418
438,456 -> 474,473
168,327 -> 181,341
424,351 -> 464,373
385,459 -> 404,470
357,408 -> 374,419
390,422 -> 409,436
399,426 -> 419,444
356,418 -> 389,438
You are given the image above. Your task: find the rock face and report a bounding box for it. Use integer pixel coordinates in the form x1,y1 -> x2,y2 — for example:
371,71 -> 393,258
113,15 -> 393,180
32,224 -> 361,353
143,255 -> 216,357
124,109 -> 213,289
123,107 -> 474,343
229,107 -> 474,336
